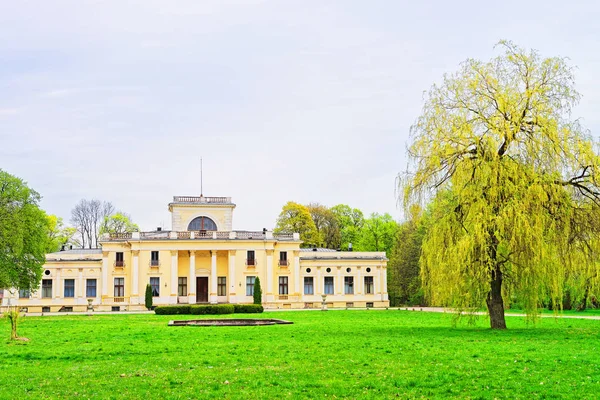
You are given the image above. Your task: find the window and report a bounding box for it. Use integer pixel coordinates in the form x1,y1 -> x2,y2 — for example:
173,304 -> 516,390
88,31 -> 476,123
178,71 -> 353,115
304,277 -> 314,295
187,216 -> 217,231
86,279 -> 97,297
150,277 -> 160,297
364,276 -> 374,294
344,277 -> 354,294
218,277 -> 227,296
246,276 -> 256,296
324,277 -> 334,295
247,250 -> 256,266
279,251 -> 288,266
115,252 -> 124,267
279,276 -> 289,295
114,278 -> 124,297
19,289 -> 30,298
42,279 -> 52,298
151,251 -> 160,267
64,279 -> 75,298
178,277 -> 187,296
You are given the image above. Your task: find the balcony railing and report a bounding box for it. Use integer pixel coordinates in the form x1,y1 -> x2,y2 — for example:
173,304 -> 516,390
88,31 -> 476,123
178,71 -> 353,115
278,259 -> 289,266
172,196 -> 232,204
114,261 -> 125,268
246,259 -> 256,266
150,260 -> 160,267
104,230 -> 299,241
109,296 -> 128,303
278,295 -> 289,301
109,232 -> 132,240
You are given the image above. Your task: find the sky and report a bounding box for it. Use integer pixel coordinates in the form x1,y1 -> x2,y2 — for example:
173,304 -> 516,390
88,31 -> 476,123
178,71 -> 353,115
1,0 -> 599,231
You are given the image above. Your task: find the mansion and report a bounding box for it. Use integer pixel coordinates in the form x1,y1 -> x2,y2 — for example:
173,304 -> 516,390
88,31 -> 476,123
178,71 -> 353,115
1,195 -> 389,312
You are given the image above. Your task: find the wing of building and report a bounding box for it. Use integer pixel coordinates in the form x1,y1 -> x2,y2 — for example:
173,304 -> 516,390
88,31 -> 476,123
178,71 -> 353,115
1,196 -> 389,312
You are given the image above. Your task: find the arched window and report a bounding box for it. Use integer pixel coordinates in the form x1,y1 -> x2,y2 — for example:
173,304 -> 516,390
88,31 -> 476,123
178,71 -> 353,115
187,216 -> 217,231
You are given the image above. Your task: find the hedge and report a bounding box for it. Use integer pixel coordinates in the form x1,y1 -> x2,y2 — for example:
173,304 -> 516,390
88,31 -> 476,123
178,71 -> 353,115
154,305 -> 191,315
154,304 -> 262,315
233,304 -> 264,313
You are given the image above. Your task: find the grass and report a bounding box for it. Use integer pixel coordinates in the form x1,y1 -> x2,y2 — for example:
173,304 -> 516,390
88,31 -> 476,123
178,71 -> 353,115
1,310 -> 599,399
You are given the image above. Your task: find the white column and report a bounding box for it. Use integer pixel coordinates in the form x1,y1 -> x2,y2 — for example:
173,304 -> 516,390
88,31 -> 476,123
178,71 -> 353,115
375,266 -> 381,295
266,250 -> 273,302
102,252 -> 109,297
228,250 -> 236,303
170,250 -> 178,304
189,250 -> 196,303
357,267 -> 362,295
294,252 -> 300,295
78,268 -> 84,298
55,268 -> 61,298
316,267 -> 321,295
381,265 -> 388,301
210,250 -> 218,304
132,251 -> 139,303
337,266 -> 343,295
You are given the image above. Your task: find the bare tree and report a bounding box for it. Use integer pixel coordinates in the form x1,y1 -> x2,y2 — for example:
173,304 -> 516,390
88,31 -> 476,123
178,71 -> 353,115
70,199 -> 115,248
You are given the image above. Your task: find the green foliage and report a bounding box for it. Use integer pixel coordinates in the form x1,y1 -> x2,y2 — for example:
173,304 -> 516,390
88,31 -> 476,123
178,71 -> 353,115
190,304 -> 235,315
145,284 -> 153,310
46,215 -> 77,252
154,305 -> 191,315
0,169 -> 51,291
233,304 -> 264,313
388,205 -> 426,306
253,277 -> 263,305
400,42 -> 600,328
307,203 -> 341,249
99,212 -> 139,235
274,201 -> 319,247
356,212 -> 398,254
330,204 -> 364,250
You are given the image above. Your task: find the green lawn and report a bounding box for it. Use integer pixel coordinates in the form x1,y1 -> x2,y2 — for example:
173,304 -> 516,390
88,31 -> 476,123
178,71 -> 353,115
1,311 -> 599,399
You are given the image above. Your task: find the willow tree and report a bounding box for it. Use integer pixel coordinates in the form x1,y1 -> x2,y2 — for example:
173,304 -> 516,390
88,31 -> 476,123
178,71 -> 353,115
400,42 -> 600,329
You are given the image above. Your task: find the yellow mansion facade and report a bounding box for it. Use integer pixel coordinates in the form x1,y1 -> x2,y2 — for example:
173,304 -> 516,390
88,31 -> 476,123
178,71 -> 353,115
1,196 -> 389,312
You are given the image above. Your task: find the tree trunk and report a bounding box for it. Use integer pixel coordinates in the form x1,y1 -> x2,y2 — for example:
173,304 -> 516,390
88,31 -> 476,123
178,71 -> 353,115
577,281 -> 589,311
486,264 -> 507,329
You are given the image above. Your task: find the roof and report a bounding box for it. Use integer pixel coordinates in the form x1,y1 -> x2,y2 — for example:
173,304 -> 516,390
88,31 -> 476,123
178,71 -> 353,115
299,248 -> 338,252
48,248 -> 102,255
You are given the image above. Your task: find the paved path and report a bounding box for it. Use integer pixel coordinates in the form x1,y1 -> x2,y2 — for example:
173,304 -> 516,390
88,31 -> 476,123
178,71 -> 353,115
14,306 -> 600,320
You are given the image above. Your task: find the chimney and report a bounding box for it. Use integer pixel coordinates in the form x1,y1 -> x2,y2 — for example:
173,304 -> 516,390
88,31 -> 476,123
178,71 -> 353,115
60,245 -> 65,251
348,243 -> 353,252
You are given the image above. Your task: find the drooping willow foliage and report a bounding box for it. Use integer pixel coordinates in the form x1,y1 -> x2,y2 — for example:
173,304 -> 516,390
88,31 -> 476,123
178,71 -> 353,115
400,41 -> 600,327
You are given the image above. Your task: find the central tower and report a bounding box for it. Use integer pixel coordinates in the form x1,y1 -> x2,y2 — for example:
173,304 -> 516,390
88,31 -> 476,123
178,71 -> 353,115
168,195 -> 236,231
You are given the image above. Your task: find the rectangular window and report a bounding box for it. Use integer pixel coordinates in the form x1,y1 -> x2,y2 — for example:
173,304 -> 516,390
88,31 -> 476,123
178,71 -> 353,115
115,252 -> 124,267
114,278 -> 124,297
364,276 -> 374,294
218,277 -> 227,296
178,277 -> 187,296
246,276 -> 255,296
247,250 -> 256,266
150,277 -> 160,297
344,277 -> 354,295
304,277 -> 314,295
279,251 -> 288,266
279,276 -> 289,295
86,279 -> 97,298
19,289 -> 30,298
42,279 -> 53,298
151,251 -> 159,266
324,277 -> 334,295
64,279 -> 75,298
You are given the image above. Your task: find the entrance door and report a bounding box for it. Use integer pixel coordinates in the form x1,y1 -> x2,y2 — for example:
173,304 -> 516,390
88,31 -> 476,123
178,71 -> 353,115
196,277 -> 208,303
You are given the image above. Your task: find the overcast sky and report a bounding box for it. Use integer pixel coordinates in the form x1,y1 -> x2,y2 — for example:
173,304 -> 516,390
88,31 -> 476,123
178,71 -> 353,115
1,0 -> 599,231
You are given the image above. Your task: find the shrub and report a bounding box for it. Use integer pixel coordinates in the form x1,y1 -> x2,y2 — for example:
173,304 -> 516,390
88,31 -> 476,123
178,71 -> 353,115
154,305 -> 191,315
145,284 -> 153,310
190,304 -> 234,315
253,277 -> 263,305
234,304 -> 264,314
